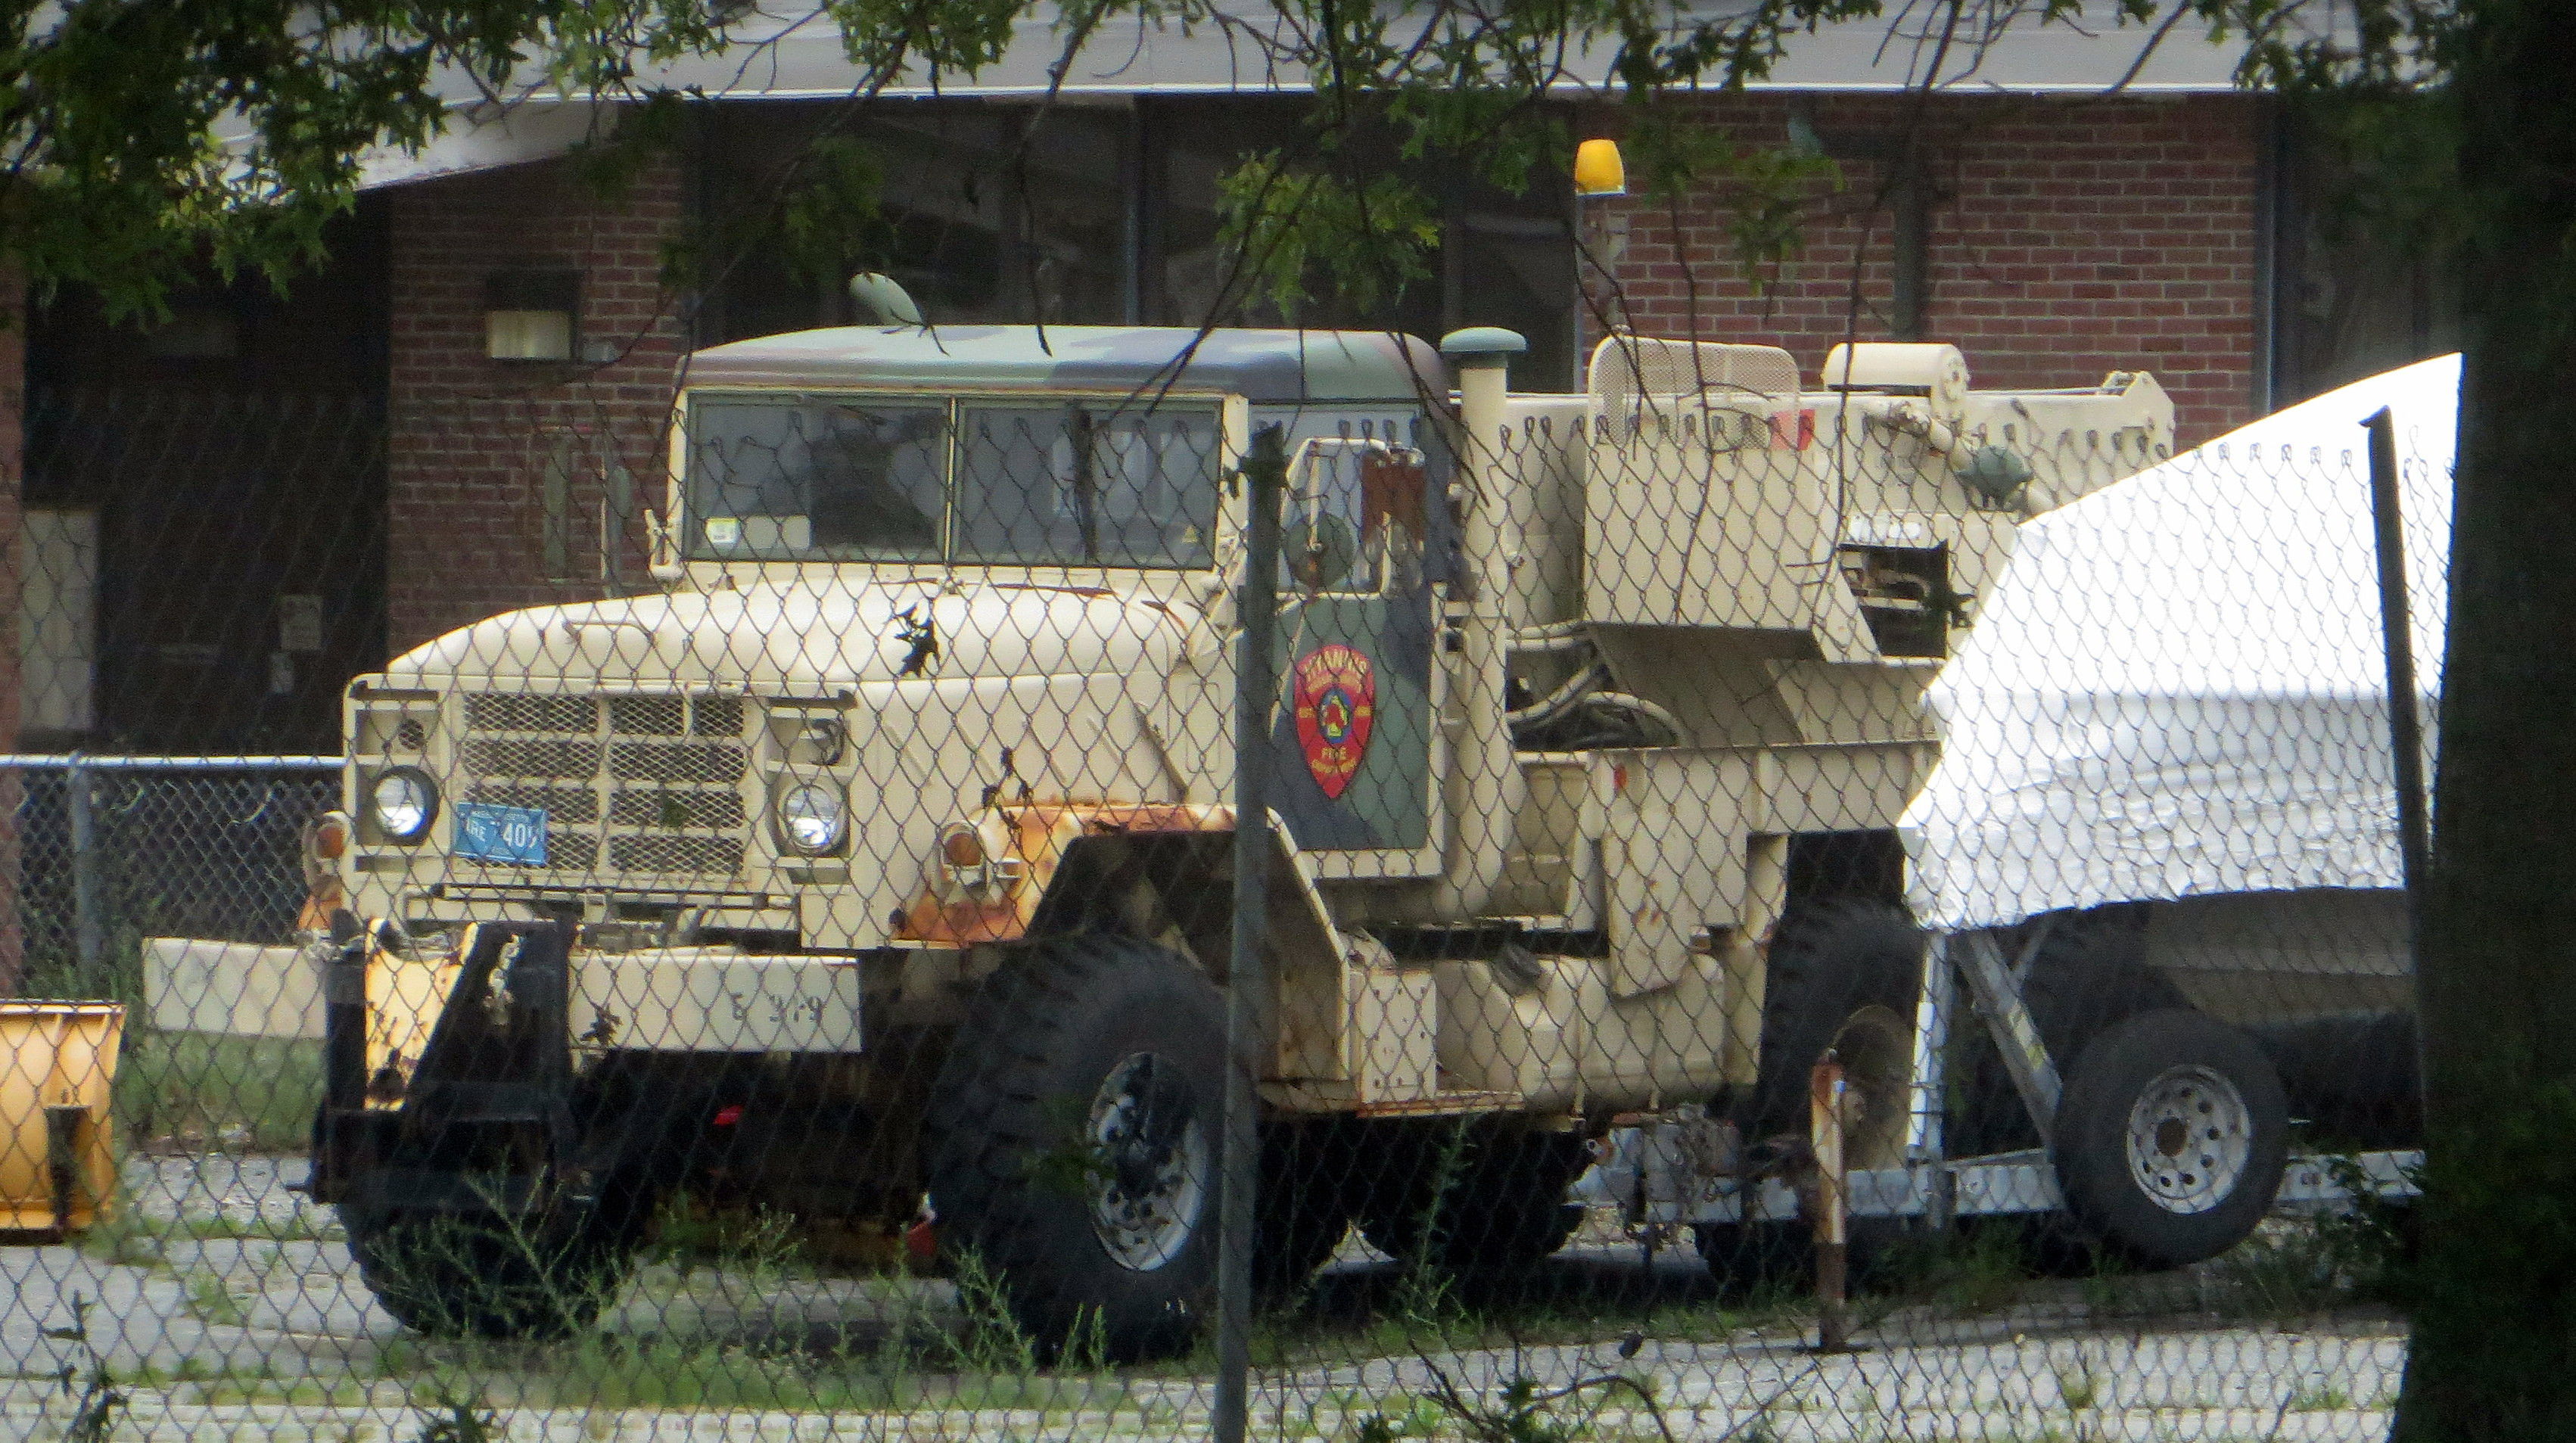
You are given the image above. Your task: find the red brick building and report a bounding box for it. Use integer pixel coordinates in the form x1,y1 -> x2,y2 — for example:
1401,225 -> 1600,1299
1584,93 -> 2270,442
11,26 -> 2452,757
383,157 -> 692,651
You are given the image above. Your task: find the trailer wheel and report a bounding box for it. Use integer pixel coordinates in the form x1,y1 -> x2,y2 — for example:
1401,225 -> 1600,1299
343,1199 -> 642,1339
924,933 -> 1225,1362
1747,900 -> 1925,1159
1955,908 -> 2189,1155
1352,1123 -> 1591,1271
2051,1009 -> 2288,1267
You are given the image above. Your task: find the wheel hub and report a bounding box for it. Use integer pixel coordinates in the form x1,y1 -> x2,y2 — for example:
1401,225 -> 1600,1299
2123,1063 -> 2253,1214
1086,1052 -> 1210,1272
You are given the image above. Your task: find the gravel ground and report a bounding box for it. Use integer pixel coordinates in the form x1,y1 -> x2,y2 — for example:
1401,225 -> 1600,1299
0,1153 -> 2408,1442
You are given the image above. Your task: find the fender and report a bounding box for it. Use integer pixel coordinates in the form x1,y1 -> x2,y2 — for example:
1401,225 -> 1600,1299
891,802 -> 1343,978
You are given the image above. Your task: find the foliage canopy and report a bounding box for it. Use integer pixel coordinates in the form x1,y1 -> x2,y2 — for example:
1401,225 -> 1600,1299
8,0 -> 2392,323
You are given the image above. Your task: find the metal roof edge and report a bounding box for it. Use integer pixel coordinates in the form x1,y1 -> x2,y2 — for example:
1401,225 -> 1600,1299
349,3 -> 2265,191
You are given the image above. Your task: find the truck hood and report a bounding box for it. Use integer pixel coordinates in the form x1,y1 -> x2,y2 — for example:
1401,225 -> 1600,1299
384,579 -> 1203,691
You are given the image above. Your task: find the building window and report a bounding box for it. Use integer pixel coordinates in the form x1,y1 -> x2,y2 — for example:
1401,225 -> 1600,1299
485,269 -> 583,362
1153,97 -> 1578,389
694,97 -> 1579,389
701,101 -> 1131,340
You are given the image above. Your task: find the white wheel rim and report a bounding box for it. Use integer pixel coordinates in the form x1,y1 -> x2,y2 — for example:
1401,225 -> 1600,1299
1086,1052 -> 1210,1272
2123,1063 -> 2254,1214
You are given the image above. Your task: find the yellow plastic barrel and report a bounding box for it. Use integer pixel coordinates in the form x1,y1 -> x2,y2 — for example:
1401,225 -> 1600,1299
0,1002 -> 123,1237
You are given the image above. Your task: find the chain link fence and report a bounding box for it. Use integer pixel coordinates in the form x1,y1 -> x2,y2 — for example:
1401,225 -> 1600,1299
5,760 -> 340,995
0,329 -> 2440,1441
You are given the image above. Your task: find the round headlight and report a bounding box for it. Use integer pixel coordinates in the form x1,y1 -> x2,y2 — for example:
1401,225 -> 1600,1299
779,783 -> 846,855
370,768 -> 439,844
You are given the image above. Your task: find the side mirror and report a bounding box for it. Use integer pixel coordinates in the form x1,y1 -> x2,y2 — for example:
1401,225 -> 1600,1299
647,508 -> 684,583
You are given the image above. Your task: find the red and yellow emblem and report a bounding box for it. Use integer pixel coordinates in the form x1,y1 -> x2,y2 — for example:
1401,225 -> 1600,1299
1293,643 -> 1376,800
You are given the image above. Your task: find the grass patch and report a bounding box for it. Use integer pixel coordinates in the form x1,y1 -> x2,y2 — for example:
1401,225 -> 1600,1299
1164,1267 -> 1813,1381
80,1199 -> 178,1270
346,1227 -> 1137,1418
348,1328 -> 1143,1417
639,1196 -> 812,1297
2212,1205 -> 2403,1322
182,1270 -> 248,1327
2214,1225 -> 2350,1320
80,1196 -> 339,1270
114,1028 -> 324,1153
408,1386 -> 504,1443
2212,1154 -> 2415,1321
196,1373 -> 390,1409
555,1335 -> 934,1412
2288,1382 -> 2353,1412
2052,1362 -> 2100,1410
1865,1224 -> 2030,1317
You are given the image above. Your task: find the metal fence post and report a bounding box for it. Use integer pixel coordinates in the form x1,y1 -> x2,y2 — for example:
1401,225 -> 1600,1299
0,752 -> 342,991
1215,424 -> 1287,1443
67,753 -> 101,986
2363,407 -> 2435,1124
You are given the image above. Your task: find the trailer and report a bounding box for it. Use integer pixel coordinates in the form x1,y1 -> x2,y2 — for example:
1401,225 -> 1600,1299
1591,356 -> 2453,1261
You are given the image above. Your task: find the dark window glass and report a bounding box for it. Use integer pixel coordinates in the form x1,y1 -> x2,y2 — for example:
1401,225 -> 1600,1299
1150,97 -> 1578,390
955,405 -> 1220,568
702,103 -> 1131,341
2270,107 -> 2460,405
1283,443 -> 1429,595
687,400 -> 946,561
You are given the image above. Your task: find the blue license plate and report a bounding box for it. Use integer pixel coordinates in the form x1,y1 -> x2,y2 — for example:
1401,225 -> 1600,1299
455,802 -> 549,866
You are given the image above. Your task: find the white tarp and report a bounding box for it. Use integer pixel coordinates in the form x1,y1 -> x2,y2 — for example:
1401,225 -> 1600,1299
1901,355 -> 2459,933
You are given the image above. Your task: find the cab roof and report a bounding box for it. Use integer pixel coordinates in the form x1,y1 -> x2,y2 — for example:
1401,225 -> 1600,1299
680,325 -> 1447,406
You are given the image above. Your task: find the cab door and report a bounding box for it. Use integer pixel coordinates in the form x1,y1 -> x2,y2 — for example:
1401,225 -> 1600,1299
1265,437 -> 1443,871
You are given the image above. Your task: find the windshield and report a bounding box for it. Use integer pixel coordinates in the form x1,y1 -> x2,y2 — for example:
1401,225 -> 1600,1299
689,399 -> 945,561
686,395 -> 1221,569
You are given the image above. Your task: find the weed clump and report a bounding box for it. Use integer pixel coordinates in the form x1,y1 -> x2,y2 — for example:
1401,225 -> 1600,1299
2214,1157 -> 2414,1320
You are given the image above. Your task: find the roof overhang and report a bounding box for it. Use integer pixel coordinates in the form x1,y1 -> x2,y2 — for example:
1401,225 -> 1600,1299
353,0 -> 2270,191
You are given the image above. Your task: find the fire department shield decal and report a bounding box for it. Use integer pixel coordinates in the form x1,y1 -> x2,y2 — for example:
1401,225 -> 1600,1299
1293,643 -> 1376,801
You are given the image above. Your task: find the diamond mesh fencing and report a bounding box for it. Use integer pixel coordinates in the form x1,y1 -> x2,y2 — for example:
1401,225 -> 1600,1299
0,331 -> 2443,1441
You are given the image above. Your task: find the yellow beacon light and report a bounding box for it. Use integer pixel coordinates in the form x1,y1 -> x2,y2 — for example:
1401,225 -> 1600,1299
1573,138 -> 1627,198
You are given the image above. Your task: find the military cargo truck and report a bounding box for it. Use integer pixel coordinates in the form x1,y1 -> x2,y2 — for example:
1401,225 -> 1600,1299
295,316 -> 2193,1354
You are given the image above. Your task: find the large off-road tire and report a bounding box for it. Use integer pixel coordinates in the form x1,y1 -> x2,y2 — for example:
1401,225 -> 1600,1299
2050,1009 -> 2289,1268
1255,1119 -> 1358,1295
1351,1122 -> 1591,1271
342,1199 -> 643,1339
924,934 -> 1226,1362
1744,900 -> 1926,1157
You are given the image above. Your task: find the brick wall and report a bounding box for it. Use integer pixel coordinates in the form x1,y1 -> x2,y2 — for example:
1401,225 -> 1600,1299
1587,94 -> 2261,444
385,157 -> 689,654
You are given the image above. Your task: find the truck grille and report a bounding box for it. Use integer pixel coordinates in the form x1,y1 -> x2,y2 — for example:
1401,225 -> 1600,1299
458,692 -> 751,879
